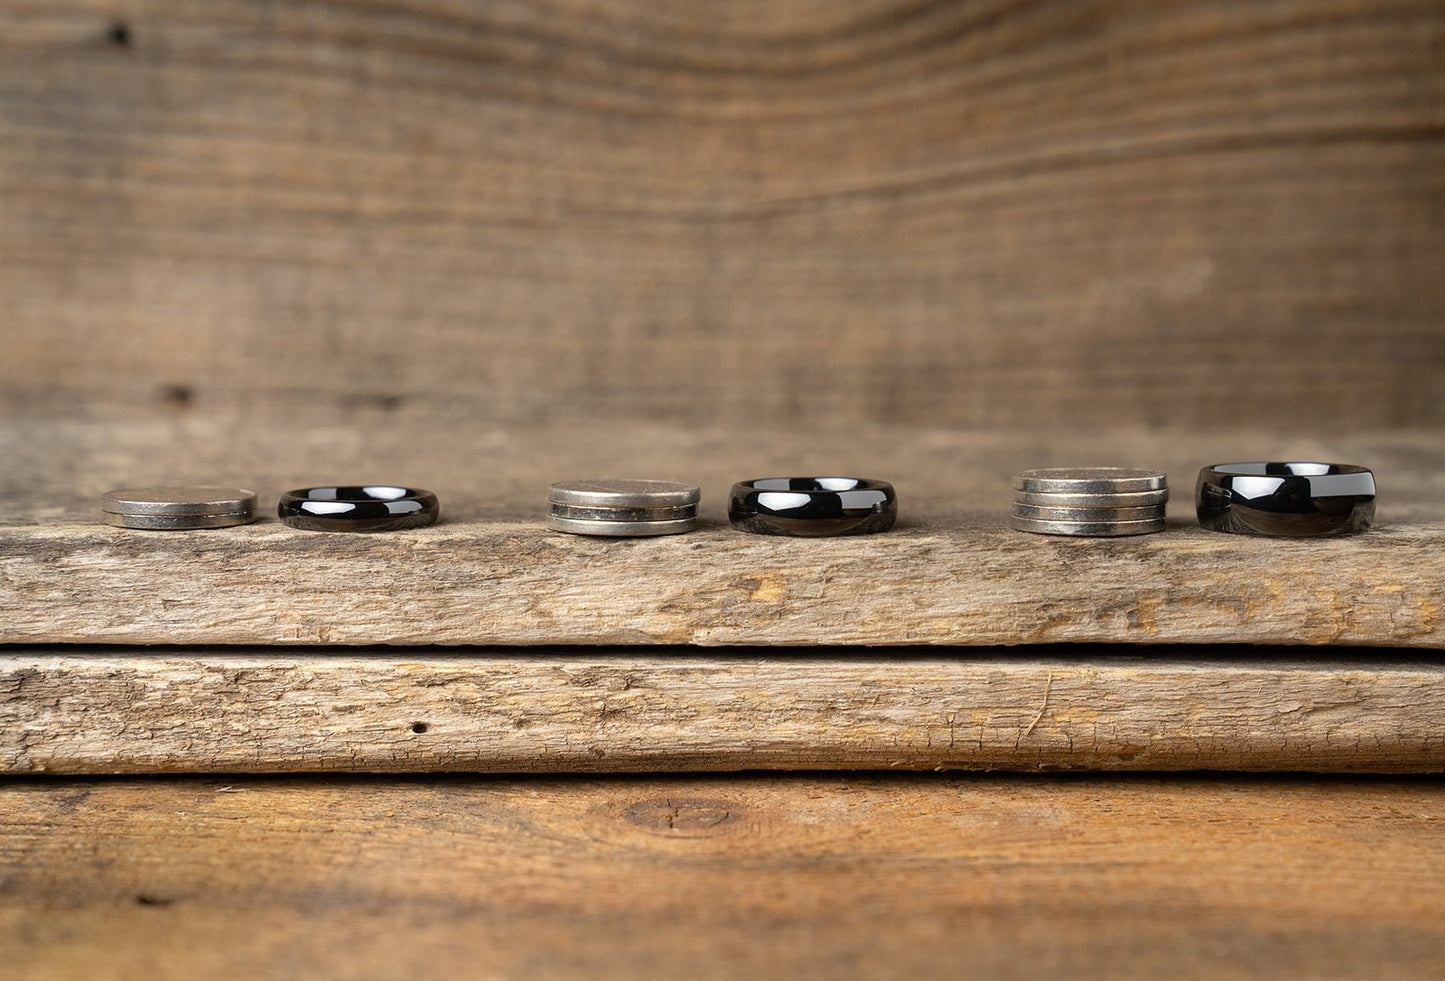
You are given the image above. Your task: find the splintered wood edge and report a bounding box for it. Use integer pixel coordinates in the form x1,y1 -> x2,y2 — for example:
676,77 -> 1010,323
0,521 -> 1441,646
4,651 -> 1443,774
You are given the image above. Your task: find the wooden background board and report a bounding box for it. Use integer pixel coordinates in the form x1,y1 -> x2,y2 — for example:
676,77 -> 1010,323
0,418 -> 1440,647
1,1 -> 1442,430
5,648 -> 1443,774
3,774 -> 1443,978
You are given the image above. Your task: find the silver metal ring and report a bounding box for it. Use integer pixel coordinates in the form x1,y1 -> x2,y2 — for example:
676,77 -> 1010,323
546,479 -> 700,537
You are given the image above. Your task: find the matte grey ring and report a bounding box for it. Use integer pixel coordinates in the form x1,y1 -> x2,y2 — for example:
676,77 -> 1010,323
1195,463 -> 1375,537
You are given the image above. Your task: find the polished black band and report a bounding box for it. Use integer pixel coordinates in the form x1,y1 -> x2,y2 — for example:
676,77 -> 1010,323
278,486 -> 440,532
728,477 -> 897,537
1195,463 -> 1375,537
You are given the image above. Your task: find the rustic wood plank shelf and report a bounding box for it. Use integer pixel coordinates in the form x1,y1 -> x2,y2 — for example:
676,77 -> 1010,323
4,416 -> 1439,773
2,417 -> 1441,648
4,648 -> 1443,774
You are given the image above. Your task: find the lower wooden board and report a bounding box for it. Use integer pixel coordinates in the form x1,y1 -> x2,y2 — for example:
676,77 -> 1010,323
4,648 -> 1442,774
2,774 -> 1442,979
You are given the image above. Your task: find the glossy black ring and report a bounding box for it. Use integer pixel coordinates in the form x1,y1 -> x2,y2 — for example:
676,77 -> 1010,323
1195,463 -> 1375,537
729,477 -> 897,537
278,486 -> 440,533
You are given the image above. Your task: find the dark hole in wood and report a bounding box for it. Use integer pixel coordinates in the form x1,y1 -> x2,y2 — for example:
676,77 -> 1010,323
108,21 -> 131,47
411,722 -> 430,734
134,894 -> 173,907
342,393 -> 404,411
159,383 -> 194,408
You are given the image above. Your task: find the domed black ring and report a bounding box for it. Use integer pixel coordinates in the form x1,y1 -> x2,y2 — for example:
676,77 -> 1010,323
278,486 -> 440,533
1195,463 -> 1375,537
729,477 -> 897,537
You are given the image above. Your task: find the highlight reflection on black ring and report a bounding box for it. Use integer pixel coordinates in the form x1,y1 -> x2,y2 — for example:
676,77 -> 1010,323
729,477 -> 897,537
1195,463 -> 1375,537
278,485 -> 440,532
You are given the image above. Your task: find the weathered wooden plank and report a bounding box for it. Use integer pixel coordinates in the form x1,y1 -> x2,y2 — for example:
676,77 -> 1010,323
0,1 -> 1441,429
1,419 -> 1440,647
4,519 -> 1441,647
3,649 -> 1442,773
2,775 -> 1443,978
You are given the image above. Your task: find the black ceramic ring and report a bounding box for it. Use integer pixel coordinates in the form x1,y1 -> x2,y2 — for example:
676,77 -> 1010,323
1196,463 -> 1375,537
729,477 -> 897,537
278,486 -> 440,533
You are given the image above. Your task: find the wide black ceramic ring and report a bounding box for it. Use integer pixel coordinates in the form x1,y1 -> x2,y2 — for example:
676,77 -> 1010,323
729,477 -> 897,537
1196,463 -> 1375,537
278,486 -> 440,533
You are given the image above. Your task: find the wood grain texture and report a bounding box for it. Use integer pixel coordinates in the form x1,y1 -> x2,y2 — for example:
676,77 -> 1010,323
1,1 -> 1441,429
4,649 -> 1443,774
1,417 -> 1441,647
2,775 -> 1443,978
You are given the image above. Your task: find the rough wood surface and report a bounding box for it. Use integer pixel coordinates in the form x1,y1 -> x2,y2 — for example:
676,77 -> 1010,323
2,774 -> 1443,978
1,418 -> 1441,647
2,1 -> 1442,429
4,648 -> 1443,774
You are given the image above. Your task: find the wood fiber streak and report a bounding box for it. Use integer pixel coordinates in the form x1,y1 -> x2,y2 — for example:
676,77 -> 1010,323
1,1 -> 1442,428
3,651 -> 1443,774
0,419 -> 1440,648
2,775 -> 1443,978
